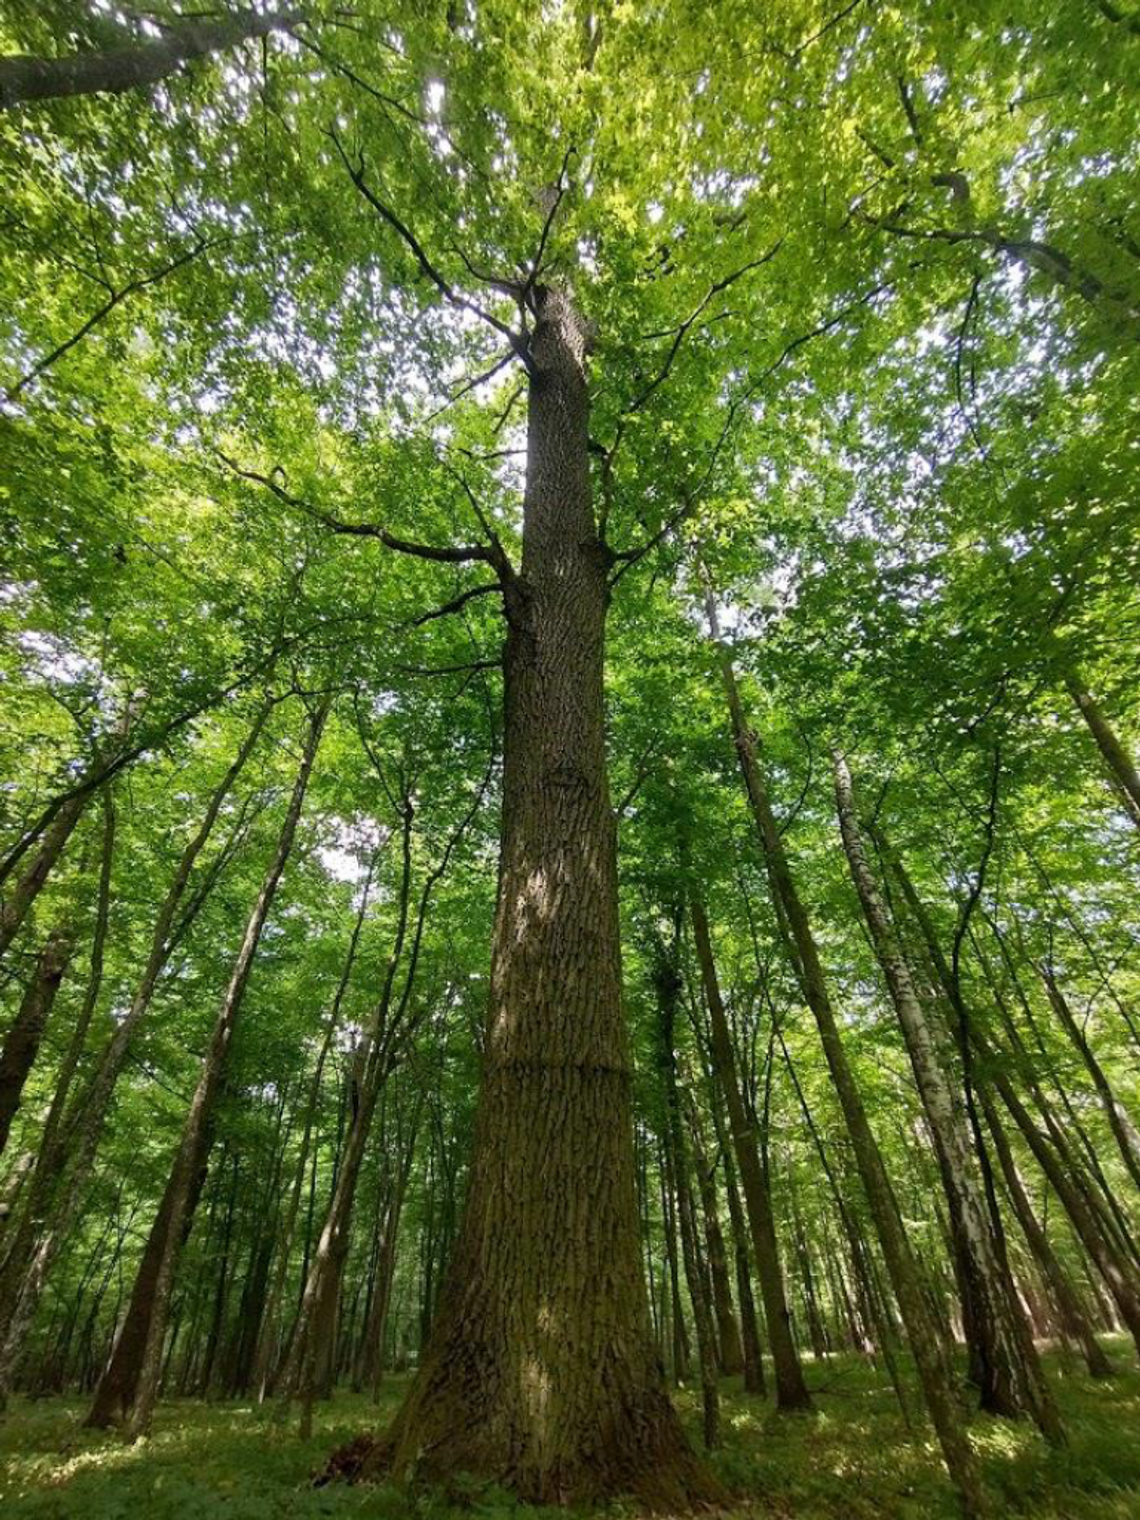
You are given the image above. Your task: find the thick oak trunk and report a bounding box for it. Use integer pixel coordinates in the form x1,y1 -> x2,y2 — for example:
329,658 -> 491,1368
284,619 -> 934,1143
330,289 -> 713,1507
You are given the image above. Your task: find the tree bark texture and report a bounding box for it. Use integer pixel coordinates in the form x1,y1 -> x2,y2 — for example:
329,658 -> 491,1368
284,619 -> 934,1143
330,288 -> 714,1507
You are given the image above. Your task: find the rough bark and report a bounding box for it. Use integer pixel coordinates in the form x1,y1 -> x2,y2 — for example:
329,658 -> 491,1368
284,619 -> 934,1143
833,753 -> 1061,1441
704,586 -> 985,1515
0,11 -> 300,110
327,288 -> 714,1507
690,895 -> 811,1410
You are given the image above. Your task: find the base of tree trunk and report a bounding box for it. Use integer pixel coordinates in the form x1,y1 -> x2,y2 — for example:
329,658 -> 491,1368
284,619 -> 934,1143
318,1355 -> 724,1509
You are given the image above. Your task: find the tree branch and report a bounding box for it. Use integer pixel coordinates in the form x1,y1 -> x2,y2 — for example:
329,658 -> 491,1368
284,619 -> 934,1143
0,10 -> 302,110
327,128 -> 533,369
410,583 -> 501,626
215,450 -> 500,569
6,235 -> 218,401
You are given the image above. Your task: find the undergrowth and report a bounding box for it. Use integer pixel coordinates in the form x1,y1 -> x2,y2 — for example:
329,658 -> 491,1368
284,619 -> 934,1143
2,1341 -> 1138,1518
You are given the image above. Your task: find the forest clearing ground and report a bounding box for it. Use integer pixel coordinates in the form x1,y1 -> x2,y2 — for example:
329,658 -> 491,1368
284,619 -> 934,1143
0,1343 -> 1138,1520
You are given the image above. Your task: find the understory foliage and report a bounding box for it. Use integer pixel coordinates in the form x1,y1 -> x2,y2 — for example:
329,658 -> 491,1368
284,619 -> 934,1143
0,1 -> 1137,1516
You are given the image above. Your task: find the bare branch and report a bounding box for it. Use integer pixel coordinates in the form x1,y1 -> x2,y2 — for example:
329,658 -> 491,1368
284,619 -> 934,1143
424,348 -> 515,424
215,450 -> 498,568
520,144 -> 576,306
6,235 -> 219,401
328,128 -> 533,367
410,582 -> 501,626
392,657 -> 501,677
624,241 -> 784,417
607,279 -> 893,582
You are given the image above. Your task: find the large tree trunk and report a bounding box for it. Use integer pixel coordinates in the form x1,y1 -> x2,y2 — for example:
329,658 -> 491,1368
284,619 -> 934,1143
87,696 -> 327,1437
329,288 -> 713,1507
690,895 -> 812,1410
0,11 -> 298,111
832,753 -> 1061,1441
703,588 -> 985,1515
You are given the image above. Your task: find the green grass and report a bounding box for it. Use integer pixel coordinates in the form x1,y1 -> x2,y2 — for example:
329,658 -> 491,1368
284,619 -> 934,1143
1,1342 -> 1139,1518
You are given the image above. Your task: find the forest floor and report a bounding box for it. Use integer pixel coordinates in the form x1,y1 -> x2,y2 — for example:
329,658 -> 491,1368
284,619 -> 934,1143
1,1342 -> 1139,1519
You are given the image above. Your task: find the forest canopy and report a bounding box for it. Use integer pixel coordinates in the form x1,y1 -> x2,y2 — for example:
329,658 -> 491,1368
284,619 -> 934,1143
0,4 -> 1138,1518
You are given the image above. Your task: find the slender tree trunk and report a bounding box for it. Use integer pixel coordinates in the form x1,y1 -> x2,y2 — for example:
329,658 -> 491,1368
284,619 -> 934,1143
656,945 -> 719,1449
87,696 -> 327,1436
886,843 -> 1140,1361
253,849 -> 376,1400
690,895 -> 811,1410
660,1139 -> 690,1382
783,1146 -> 829,1359
0,11 -> 299,110
85,1161 -> 209,1425
0,921 -> 74,1158
687,1095 -> 744,1375
1064,673 -> 1140,834
981,1087 -> 1112,1378
0,795 -> 87,964
705,1082 -> 769,1392
718,1122 -> 766,1394
704,588 -> 984,1514
329,289 -> 714,1507
833,753 -> 1060,1440
1038,963 -> 1140,1193
34,788 -> 117,1170
0,701 -> 270,1397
